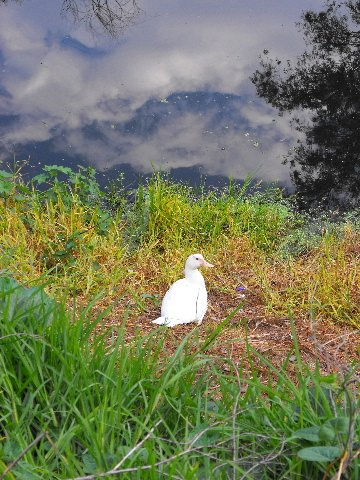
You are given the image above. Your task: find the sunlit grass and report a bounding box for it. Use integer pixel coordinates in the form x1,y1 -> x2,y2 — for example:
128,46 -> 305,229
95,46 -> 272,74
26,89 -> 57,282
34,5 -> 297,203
1,172 -> 359,326
0,169 -> 359,478
256,229 -> 359,327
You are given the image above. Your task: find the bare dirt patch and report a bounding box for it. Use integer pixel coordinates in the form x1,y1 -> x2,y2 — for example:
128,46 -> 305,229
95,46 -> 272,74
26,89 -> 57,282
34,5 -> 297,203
95,285 -> 359,380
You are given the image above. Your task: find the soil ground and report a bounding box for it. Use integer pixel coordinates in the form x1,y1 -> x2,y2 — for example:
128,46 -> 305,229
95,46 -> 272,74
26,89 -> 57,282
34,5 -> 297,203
94,286 -> 359,380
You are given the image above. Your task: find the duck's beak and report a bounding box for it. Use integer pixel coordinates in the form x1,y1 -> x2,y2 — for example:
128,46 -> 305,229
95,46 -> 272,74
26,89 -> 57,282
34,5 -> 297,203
201,258 -> 214,268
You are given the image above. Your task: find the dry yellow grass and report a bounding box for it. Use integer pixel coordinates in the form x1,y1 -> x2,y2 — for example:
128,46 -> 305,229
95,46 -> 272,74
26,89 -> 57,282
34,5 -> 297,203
0,182 -> 359,330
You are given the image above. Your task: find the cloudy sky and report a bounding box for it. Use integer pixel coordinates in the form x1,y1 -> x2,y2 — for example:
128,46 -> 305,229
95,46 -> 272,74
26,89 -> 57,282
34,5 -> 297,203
0,0 -> 324,186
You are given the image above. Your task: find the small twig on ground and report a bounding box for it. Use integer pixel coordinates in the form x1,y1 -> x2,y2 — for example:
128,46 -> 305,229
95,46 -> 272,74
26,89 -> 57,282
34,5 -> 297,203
111,419 -> 162,471
0,431 -> 46,480
66,447 -> 198,480
322,457 -> 341,480
321,331 -> 358,347
66,421 -> 226,480
216,430 -> 280,448
333,450 -> 350,480
156,469 -> 183,480
309,315 -> 348,376
238,439 -> 287,480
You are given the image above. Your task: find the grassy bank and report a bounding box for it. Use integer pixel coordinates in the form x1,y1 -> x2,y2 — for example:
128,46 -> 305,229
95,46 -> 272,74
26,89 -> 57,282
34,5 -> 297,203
0,165 -> 359,478
0,166 -> 359,327
0,279 -> 359,479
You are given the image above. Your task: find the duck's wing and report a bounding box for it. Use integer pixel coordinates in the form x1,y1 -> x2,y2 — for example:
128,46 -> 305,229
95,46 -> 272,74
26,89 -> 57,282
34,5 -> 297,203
196,285 -> 208,323
161,279 -> 198,322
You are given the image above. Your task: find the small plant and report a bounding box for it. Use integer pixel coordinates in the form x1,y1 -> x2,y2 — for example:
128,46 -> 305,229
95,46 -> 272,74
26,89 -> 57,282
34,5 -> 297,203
0,170 -> 13,199
94,208 -> 112,236
277,225 -> 322,259
0,168 -> 31,202
103,172 -> 127,212
141,292 -> 161,308
294,417 -> 349,459
43,230 -> 87,269
33,164 -> 103,205
123,184 -> 151,249
0,276 -> 56,328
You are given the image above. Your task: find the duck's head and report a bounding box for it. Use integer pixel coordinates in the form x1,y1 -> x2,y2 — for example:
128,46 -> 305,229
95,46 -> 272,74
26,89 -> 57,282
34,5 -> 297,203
186,253 -> 214,270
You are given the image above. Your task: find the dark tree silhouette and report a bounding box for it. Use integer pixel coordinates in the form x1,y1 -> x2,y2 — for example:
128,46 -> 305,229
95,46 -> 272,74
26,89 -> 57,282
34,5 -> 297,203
61,0 -> 142,37
0,0 -> 142,37
251,0 -> 360,208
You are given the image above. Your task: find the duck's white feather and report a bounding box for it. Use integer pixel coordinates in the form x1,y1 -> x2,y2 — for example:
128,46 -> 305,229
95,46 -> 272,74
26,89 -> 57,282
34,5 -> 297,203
152,254 -> 212,327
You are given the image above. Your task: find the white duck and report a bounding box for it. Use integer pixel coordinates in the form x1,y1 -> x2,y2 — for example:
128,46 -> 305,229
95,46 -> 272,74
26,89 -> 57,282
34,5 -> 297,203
152,253 -> 213,327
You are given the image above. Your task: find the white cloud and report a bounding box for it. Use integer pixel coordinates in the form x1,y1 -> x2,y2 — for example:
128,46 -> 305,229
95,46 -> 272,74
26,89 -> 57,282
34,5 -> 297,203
0,0 -> 313,184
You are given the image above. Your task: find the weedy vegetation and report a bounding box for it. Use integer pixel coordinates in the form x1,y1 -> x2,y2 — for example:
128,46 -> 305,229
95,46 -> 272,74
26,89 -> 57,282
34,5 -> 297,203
0,164 -> 359,325
0,278 -> 359,479
0,165 -> 359,478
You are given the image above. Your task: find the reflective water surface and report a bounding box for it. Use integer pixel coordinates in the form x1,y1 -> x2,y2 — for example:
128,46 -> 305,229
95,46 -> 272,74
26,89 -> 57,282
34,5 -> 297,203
0,0 -> 324,189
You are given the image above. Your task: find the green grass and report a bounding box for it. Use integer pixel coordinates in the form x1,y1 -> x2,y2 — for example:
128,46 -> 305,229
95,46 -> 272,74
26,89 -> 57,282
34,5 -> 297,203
0,279 -> 358,479
1,165 -> 359,326
0,165 -> 358,478
125,175 -> 294,250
